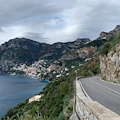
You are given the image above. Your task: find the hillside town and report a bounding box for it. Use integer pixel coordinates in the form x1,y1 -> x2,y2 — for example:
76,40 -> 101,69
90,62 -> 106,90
11,60 -> 70,80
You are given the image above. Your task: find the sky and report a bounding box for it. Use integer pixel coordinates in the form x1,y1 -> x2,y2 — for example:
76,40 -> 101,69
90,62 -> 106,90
0,0 -> 120,44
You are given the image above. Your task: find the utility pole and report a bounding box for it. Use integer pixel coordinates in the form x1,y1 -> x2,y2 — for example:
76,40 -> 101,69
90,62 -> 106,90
75,70 -> 77,81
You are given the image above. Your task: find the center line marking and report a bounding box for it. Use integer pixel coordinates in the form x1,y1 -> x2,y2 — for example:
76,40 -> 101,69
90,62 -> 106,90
90,79 -> 120,95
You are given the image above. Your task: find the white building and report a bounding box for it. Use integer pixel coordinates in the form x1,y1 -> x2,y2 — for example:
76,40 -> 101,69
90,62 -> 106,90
29,95 -> 43,103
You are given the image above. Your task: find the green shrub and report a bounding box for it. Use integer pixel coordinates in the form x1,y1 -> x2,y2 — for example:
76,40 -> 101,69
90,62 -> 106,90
100,34 -> 120,55
100,42 -> 110,55
91,61 -> 100,74
5,108 -> 14,118
63,96 -> 69,106
113,81 -> 117,83
57,112 -> 65,120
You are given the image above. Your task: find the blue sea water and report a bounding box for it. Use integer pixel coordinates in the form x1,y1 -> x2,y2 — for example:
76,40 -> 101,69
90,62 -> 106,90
0,75 -> 48,119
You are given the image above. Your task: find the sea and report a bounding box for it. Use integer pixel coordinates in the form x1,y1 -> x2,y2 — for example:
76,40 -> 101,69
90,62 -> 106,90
0,75 -> 48,119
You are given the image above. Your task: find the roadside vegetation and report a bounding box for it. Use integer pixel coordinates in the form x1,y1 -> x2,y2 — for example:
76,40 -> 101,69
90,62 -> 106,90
77,34 -> 120,78
100,34 -> 120,55
2,71 -> 75,120
76,56 -> 100,77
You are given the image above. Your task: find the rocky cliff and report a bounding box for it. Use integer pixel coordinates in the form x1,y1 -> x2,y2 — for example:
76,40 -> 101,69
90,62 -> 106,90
61,39 -> 106,61
100,25 -> 120,82
100,43 -> 120,82
99,25 -> 120,39
61,46 -> 97,60
41,38 -> 90,60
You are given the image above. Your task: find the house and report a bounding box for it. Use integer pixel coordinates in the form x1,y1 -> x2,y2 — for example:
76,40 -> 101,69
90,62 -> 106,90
56,74 -> 61,78
29,95 -> 43,103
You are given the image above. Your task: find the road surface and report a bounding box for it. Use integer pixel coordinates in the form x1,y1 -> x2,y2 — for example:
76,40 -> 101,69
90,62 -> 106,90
79,76 -> 120,115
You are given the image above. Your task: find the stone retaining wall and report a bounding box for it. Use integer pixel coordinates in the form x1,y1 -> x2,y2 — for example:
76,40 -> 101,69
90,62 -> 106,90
75,81 -> 120,120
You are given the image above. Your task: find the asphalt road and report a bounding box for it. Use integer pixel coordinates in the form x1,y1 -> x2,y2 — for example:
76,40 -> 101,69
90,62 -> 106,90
79,76 -> 120,115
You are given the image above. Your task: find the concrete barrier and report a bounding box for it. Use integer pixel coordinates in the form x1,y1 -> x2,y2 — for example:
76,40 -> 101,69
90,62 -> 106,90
75,81 -> 120,120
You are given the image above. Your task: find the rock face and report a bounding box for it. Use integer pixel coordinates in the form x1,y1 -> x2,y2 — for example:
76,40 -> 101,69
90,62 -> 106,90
99,25 -> 120,39
110,25 -> 120,35
61,38 -> 107,61
61,46 -> 97,60
41,38 -> 90,60
76,46 -> 97,58
100,43 -> 120,82
99,32 -> 113,39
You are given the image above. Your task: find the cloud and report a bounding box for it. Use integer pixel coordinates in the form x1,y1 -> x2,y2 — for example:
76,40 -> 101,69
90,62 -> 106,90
0,0 -> 62,26
45,24 -> 81,43
0,28 -> 4,32
20,32 -> 50,43
0,0 -> 120,44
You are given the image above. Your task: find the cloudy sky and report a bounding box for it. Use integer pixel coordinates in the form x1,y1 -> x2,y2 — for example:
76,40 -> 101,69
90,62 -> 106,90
0,0 -> 120,44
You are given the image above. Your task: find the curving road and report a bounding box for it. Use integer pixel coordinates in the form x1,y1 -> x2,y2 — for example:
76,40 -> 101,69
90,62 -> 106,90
78,76 -> 120,115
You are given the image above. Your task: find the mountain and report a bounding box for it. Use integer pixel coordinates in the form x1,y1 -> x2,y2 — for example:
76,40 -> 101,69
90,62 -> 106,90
0,37 -> 90,74
42,38 -> 90,60
62,25 -> 120,78
99,25 -> 120,39
1,25 -> 120,75
74,25 -> 120,82
0,38 -> 49,63
0,38 -> 90,63
61,25 -> 120,61
61,39 -> 107,61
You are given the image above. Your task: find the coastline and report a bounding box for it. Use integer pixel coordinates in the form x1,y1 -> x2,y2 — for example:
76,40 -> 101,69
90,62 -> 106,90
0,73 -> 50,82
0,75 -> 49,119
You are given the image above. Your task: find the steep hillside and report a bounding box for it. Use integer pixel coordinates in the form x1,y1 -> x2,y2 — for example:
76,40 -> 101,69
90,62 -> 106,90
75,25 -> 120,82
2,71 -> 75,120
61,39 -> 107,61
41,38 -> 90,60
0,38 -> 50,63
76,25 -> 120,80
67,25 -> 120,61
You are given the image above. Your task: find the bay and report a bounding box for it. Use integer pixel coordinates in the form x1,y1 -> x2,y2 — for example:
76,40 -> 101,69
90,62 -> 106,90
0,75 -> 48,119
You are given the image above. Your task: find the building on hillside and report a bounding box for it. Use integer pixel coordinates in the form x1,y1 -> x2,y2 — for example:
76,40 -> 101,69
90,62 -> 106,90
29,95 -> 43,103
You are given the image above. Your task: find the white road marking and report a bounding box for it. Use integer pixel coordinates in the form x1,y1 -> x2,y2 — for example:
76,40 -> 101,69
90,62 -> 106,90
79,80 -> 92,100
90,79 -> 120,95
100,78 -> 120,86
